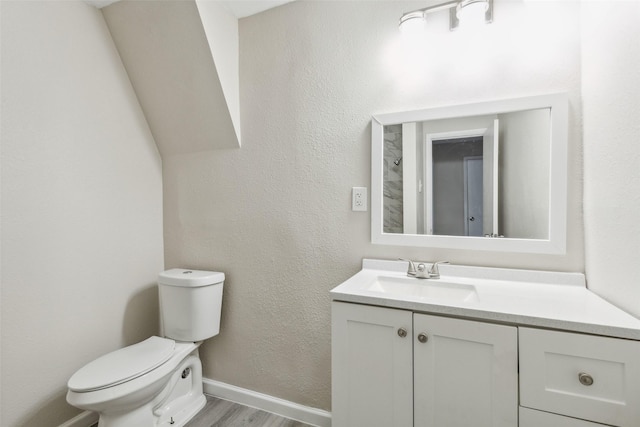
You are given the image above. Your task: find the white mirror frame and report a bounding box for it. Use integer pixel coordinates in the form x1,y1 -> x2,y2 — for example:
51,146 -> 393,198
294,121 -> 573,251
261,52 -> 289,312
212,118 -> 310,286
371,93 -> 568,254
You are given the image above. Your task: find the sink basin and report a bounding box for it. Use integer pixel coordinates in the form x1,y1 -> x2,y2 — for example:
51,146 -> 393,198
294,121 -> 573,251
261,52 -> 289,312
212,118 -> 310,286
367,276 -> 479,302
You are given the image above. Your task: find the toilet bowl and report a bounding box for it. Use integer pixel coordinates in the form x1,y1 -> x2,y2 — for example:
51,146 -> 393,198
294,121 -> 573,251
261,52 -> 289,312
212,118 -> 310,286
67,269 -> 224,427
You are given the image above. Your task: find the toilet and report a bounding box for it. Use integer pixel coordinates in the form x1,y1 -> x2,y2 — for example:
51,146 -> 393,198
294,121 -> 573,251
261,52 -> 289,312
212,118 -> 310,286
66,268 -> 224,427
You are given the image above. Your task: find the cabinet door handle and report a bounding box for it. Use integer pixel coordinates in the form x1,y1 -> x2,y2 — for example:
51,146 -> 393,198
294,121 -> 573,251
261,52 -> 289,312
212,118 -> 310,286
397,328 -> 408,338
417,333 -> 428,343
578,372 -> 594,386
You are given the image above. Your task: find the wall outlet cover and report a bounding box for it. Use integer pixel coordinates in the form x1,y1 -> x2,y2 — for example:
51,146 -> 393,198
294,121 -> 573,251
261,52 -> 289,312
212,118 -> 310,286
352,187 -> 367,211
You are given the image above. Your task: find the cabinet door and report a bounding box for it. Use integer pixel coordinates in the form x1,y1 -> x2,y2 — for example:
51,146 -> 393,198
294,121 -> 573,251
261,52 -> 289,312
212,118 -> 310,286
413,313 -> 518,427
331,302 -> 413,427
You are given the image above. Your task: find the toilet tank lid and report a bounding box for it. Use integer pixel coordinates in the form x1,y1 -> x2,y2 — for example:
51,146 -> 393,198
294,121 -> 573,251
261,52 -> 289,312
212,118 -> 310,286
67,336 -> 175,392
158,269 -> 225,287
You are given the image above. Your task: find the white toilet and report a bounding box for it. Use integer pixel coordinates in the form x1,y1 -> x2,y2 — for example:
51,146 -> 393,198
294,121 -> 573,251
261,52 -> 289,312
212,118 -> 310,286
67,268 -> 224,427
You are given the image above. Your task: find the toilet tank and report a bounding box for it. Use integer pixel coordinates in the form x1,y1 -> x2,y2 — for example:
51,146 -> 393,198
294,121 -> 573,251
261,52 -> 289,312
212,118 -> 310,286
158,268 -> 224,342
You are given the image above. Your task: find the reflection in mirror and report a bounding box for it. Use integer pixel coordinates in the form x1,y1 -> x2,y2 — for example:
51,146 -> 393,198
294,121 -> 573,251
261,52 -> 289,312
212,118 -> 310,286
383,108 -> 550,239
372,94 -> 568,254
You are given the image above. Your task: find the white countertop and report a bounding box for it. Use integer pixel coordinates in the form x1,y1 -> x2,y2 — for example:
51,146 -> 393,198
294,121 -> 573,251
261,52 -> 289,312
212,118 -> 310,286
330,259 -> 640,340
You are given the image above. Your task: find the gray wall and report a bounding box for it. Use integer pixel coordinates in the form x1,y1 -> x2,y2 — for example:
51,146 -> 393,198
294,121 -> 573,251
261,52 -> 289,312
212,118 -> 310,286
164,0 -> 584,411
0,2 -> 164,425
582,2 -> 640,319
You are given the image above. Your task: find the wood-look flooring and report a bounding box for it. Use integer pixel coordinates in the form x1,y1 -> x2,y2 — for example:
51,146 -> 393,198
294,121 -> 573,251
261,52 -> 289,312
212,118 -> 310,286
89,396 -> 313,427
185,396 -> 314,427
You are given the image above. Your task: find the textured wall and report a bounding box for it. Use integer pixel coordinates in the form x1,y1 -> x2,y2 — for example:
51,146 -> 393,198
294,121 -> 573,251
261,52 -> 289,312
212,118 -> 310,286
163,0 -> 583,411
582,2 -> 640,318
0,2 -> 164,425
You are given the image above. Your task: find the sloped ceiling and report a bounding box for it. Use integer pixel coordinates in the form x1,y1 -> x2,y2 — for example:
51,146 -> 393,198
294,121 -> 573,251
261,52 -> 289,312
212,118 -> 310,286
102,0 -> 240,155
92,0 -> 296,156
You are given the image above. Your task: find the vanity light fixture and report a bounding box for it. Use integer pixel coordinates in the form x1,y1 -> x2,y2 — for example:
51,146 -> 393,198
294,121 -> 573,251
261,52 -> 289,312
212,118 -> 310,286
399,0 -> 493,32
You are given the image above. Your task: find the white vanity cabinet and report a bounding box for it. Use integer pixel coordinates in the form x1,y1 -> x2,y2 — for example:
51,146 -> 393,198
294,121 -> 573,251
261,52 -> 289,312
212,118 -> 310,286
330,259 -> 640,427
332,302 -> 640,427
332,301 -> 518,427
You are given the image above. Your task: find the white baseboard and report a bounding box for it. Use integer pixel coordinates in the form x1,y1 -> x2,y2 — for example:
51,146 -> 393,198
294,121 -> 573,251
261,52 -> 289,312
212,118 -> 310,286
58,410 -> 98,427
202,378 -> 332,427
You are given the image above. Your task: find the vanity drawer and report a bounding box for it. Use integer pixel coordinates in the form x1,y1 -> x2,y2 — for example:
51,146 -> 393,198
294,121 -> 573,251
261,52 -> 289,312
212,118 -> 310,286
519,327 -> 640,426
519,407 -> 607,427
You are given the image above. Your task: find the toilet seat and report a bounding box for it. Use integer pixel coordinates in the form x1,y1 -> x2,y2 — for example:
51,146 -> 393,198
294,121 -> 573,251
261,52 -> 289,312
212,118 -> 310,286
68,336 -> 175,392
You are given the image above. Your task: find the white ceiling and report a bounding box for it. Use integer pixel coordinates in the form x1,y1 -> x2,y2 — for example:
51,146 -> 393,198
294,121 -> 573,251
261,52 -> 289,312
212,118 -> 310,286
86,0 -> 295,18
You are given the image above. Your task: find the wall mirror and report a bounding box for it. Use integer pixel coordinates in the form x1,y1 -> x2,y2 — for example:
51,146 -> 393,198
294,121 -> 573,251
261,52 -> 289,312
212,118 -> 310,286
371,93 -> 568,254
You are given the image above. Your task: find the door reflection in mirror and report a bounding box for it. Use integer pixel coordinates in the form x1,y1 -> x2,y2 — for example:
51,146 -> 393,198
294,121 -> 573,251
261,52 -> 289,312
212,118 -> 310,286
383,108 -> 550,239
431,135 -> 484,237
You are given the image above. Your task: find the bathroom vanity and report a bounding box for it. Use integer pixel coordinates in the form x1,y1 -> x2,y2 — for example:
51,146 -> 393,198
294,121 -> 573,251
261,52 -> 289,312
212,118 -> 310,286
330,259 -> 640,427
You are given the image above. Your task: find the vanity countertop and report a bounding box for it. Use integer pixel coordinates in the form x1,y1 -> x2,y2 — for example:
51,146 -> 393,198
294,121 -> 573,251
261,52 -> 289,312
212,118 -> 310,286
330,259 -> 640,340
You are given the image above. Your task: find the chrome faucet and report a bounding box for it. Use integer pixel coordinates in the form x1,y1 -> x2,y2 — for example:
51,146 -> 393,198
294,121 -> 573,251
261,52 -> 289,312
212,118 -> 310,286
399,258 -> 418,277
399,258 -> 428,278
427,261 -> 450,279
399,259 -> 449,279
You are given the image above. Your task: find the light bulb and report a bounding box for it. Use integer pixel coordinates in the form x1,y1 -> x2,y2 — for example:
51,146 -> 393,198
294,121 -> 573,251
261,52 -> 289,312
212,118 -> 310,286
399,12 -> 427,36
456,0 -> 489,28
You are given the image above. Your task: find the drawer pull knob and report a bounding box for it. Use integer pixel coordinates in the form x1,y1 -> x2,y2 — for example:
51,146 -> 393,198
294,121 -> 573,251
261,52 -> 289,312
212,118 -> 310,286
397,328 -> 408,338
418,333 -> 429,343
578,372 -> 594,386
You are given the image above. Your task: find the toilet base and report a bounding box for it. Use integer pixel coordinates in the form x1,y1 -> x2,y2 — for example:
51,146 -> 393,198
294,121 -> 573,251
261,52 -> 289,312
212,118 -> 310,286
152,354 -> 207,427
96,394 -> 205,427
154,394 -> 206,427
97,404 -> 158,427
86,348 -> 207,427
